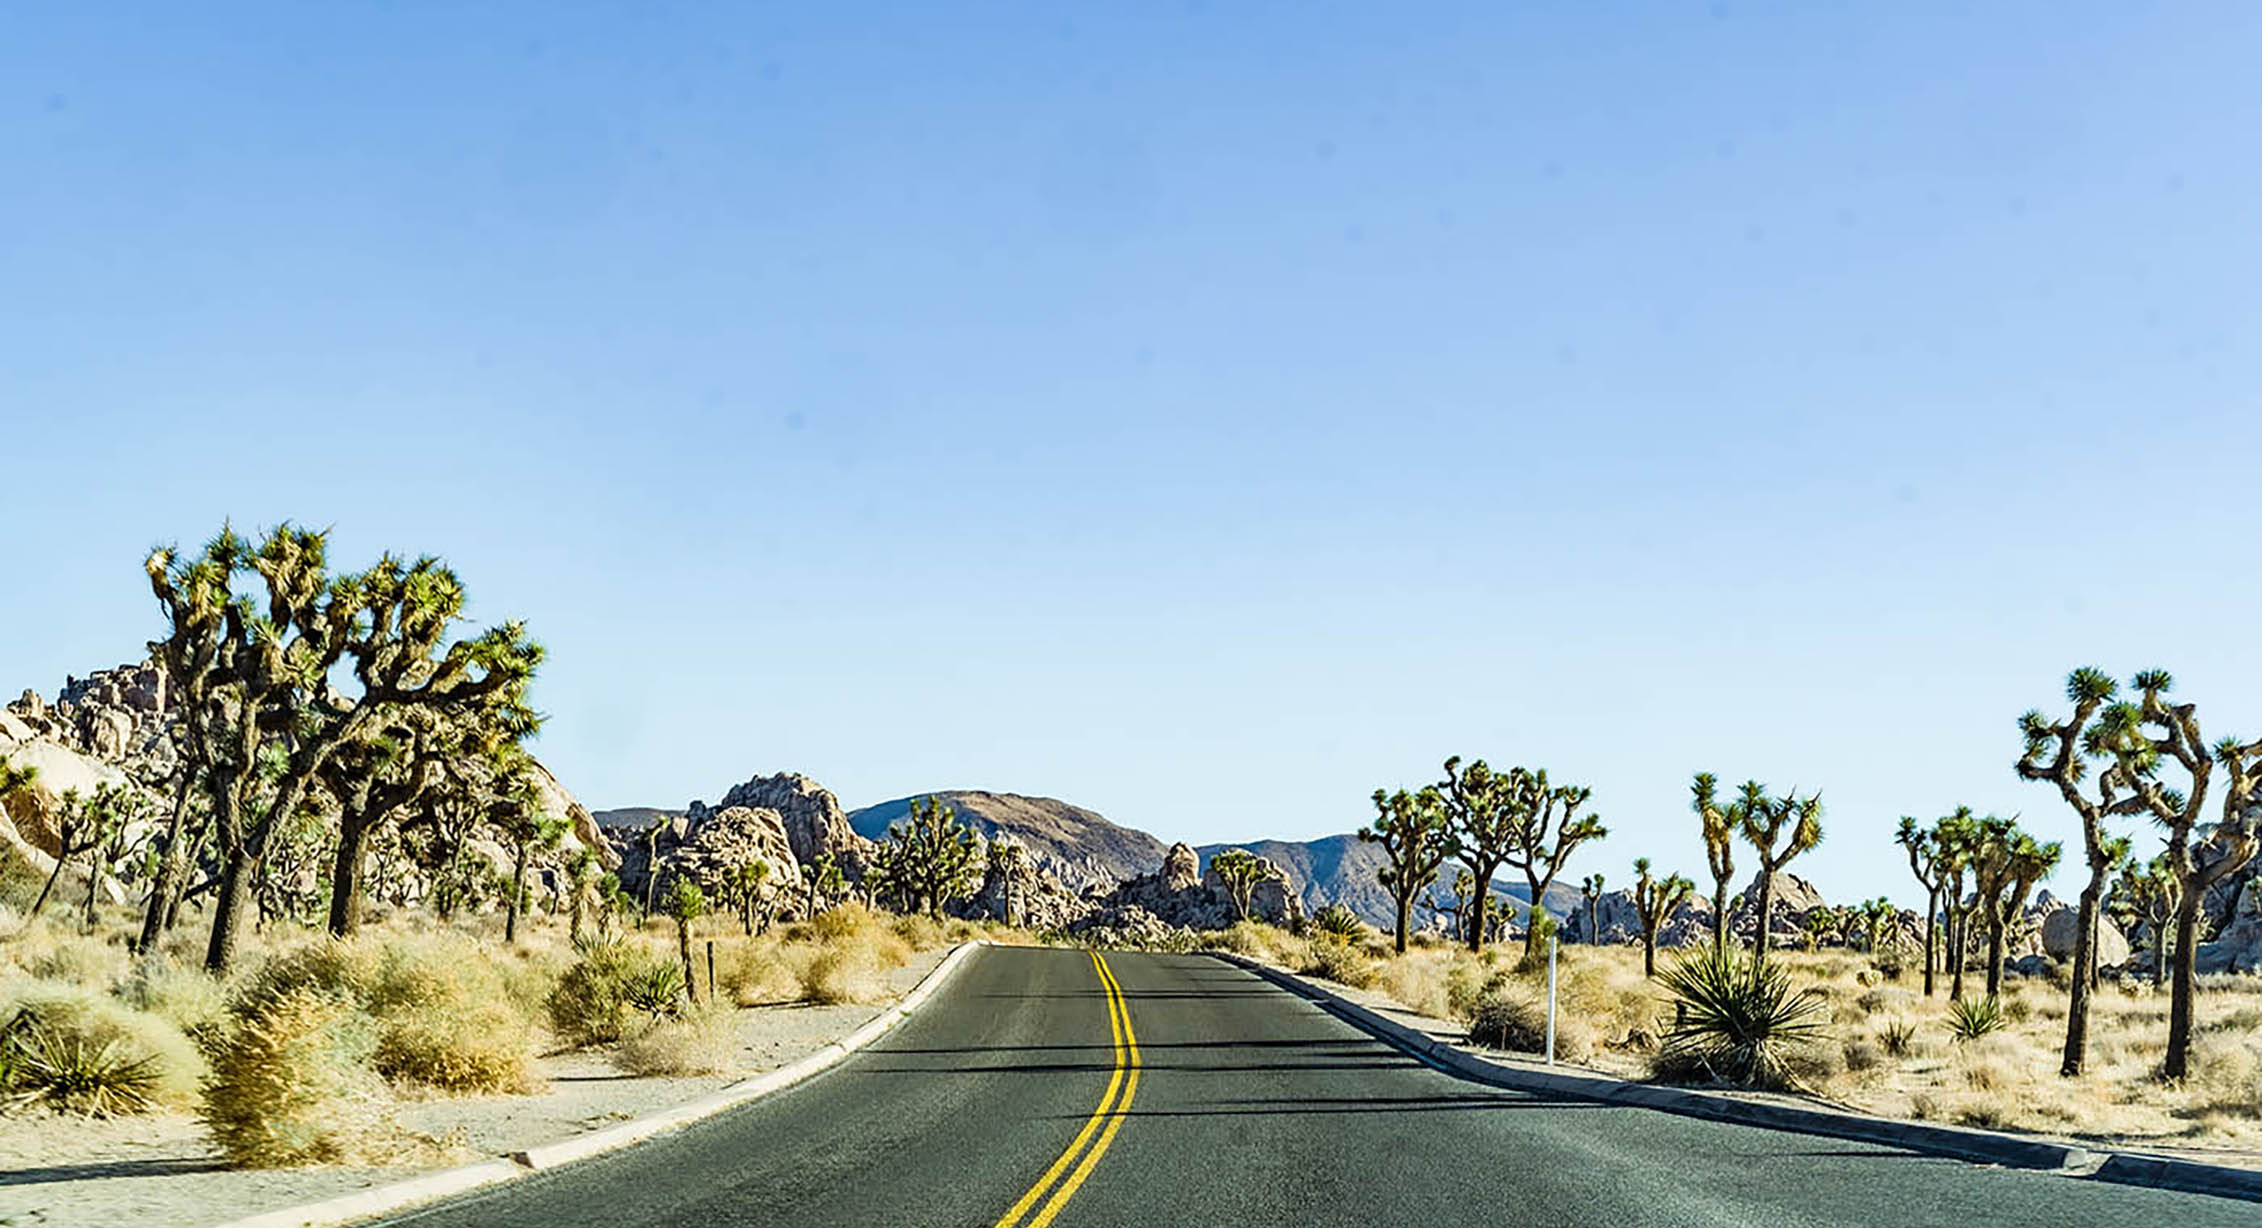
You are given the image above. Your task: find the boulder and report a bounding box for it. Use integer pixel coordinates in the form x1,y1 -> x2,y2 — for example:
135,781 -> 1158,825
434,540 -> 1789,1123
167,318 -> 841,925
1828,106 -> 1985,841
2040,902 -> 2130,967
2198,875 -> 2262,974
697,772 -> 870,873
1161,842 -> 1201,892
665,805 -> 800,899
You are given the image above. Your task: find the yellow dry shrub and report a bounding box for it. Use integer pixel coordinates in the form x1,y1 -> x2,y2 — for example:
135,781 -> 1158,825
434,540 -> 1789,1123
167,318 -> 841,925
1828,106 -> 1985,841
615,1004 -> 740,1077
1298,938 -> 1379,989
719,940 -> 808,1006
201,987 -> 391,1167
118,954 -> 229,1048
800,940 -> 886,1005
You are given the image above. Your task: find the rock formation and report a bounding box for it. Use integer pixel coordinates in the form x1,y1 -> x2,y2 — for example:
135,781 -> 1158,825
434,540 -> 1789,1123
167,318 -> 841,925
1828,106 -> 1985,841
696,772 -> 869,874
849,790 -> 1165,894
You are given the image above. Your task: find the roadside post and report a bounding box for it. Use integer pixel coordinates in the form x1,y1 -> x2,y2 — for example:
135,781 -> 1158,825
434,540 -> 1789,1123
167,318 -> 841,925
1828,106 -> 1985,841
1545,934 -> 1558,1066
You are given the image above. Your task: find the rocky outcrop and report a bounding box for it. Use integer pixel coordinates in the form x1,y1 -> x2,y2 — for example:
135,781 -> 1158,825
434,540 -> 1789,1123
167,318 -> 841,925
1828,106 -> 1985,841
666,806 -> 800,899
2198,874 -> 2262,974
1729,871 -> 1829,944
1081,842 -> 1302,931
2040,901 -> 2130,968
697,773 -> 868,874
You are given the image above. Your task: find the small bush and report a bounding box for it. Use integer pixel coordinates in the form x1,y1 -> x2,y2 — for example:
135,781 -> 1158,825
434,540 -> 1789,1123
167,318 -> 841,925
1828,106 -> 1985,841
891,913 -> 946,951
1466,989 -> 1549,1052
1843,1037 -> 1885,1073
615,1005 -> 739,1077
625,963 -> 688,1021
118,956 -> 229,1048
801,941 -> 885,1005
549,938 -> 674,1046
373,998 -> 537,1093
201,987 -> 389,1167
1299,938 -> 1378,989
720,941 -> 806,1006
1946,996 -> 2005,1042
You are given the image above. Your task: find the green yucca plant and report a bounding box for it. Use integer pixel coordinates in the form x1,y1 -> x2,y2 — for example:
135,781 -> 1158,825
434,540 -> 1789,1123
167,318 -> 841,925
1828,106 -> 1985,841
1946,995 -> 2005,1042
1653,943 -> 1829,1090
1307,904 -> 1364,939
0,1011 -> 160,1117
624,963 -> 687,1021
1880,1018 -> 1918,1057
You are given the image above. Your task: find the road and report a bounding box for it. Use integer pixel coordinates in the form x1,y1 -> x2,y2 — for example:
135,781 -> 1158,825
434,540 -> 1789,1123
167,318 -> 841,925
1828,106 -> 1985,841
386,945 -> 2253,1227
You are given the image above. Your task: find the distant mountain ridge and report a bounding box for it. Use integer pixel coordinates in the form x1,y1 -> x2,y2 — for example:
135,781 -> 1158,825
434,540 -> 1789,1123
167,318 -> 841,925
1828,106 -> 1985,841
847,791 -> 1166,895
616,787 -> 1584,928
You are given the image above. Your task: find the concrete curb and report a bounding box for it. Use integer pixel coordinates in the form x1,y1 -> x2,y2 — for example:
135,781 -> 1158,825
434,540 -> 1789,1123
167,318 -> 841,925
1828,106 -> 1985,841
1210,952 -> 2262,1204
211,940 -> 988,1228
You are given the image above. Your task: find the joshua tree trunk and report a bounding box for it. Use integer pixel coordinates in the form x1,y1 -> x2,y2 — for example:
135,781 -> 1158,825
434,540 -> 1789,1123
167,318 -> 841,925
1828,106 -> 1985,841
2060,872 -> 2106,1076
2151,926 -> 2167,984
1922,887 -> 1939,997
138,774 -> 195,952
1985,909 -> 2008,1000
2164,889 -> 2204,1079
1710,880 -> 1729,953
676,919 -> 697,1004
1642,930 -> 1657,978
326,817 -> 375,937
29,848 -> 71,919
1586,896 -> 1600,947
506,837 -> 530,945
205,852 -> 257,972
1752,873 -> 1776,967
1948,902 -> 1967,999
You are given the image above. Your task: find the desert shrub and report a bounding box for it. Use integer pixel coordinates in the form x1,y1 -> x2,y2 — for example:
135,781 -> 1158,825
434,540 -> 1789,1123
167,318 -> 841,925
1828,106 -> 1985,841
549,937 -> 674,1046
1910,1091 -> 1940,1119
801,941 -> 884,1005
1299,938 -> 1378,989
201,987 -> 389,1167
17,930 -> 131,991
1651,945 -> 1828,1091
1307,904 -> 1364,940
1376,952 -> 1455,1019
1871,948 -> 1905,980
373,998 -> 537,1093
1206,922 -> 1271,959
806,903 -> 876,944
117,956 -> 229,1049
1445,959 -> 1502,1022
615,1004 -> 739,1077
891,913 -> 946,951
2187,1030 -> 2262,1119
0,980 -> 204,1109
2001,991 -> 2033,1023
626,962 -> 688,1020
720,940 -> 807,1006
1946,996 -> 2005,1042
1842,1037 -> 1885,1073
1466,988 -> 1549,1052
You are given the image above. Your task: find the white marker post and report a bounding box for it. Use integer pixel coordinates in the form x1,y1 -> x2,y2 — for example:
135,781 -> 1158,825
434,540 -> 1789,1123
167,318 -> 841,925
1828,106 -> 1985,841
1545,933 -> 1559,1066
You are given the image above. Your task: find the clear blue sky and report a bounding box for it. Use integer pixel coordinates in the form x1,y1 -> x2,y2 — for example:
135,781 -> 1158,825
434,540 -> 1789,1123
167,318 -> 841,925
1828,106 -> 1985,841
5,2 -> 2259,904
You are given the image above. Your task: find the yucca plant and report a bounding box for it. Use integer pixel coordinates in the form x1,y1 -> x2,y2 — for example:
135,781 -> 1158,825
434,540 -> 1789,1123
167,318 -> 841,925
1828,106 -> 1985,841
0,1012 -> 160,1117
624,963 -> 687,1022
1946,994 -> 2005,1042
1880,1018 -> 1918,1057
1307,904 -> 1364,939
1654,943 -> 1829,1090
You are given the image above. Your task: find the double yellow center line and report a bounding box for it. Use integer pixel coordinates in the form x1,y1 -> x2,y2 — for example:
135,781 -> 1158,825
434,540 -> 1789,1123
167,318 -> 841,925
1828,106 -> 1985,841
989,951 -> 1140,1228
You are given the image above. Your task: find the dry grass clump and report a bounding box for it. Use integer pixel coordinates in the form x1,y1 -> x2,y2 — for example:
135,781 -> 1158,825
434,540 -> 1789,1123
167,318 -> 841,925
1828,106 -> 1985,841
719,939 -> 810,1006
548,936 -> 680,1046
201,987 -> 391,1166
801,941 -> 887,1005
615,1004 -> 739,1077
1298,938 -> 1380,989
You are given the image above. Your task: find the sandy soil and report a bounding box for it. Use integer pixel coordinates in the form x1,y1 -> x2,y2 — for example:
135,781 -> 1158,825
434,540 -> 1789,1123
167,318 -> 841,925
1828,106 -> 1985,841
0,949 -> 947,1228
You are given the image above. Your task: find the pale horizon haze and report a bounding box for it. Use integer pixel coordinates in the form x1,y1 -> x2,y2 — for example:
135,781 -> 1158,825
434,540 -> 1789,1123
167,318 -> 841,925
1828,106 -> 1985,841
5,2 -> 2260,905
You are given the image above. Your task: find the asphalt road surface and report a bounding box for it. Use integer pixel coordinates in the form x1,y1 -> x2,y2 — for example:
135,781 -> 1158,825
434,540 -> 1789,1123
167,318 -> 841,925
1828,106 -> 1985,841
385,945 -> 2254,1228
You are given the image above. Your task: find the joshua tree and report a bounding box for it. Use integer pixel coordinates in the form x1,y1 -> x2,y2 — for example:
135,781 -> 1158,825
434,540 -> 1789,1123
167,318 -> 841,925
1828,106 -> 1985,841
1499,767 -> 1607,959
662,878 -> 706,1003
488,758 -> 569,945
640,816 -> 668,919
803,851 -> 845,917
1931,808 -> 1981,1000
987,838 -> 1035,927
1691,773 -> 1736,953
1859,897 -> 1900,955
2016,666 -> 2153,1076
1895,817 -> 1947,996
2015,668 -> 2261,1078
1438,757 -> 1516,952
730,859 -> 776,935
1581,874 -> 1606,945
147,526 -> 542,971
2108,852 -> 2178,985
29,789 -> 107,920
1209,848 -> 1276,923
886,796 -> 981,919
1631,858 -> 1695,977
1969,816 -> 2061,999
1799,907 -> 1837,953
565,848 -> 604,942
1360,786 -> 1450,953
1729,780 -> 1823,967
81,785 -> 149,932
